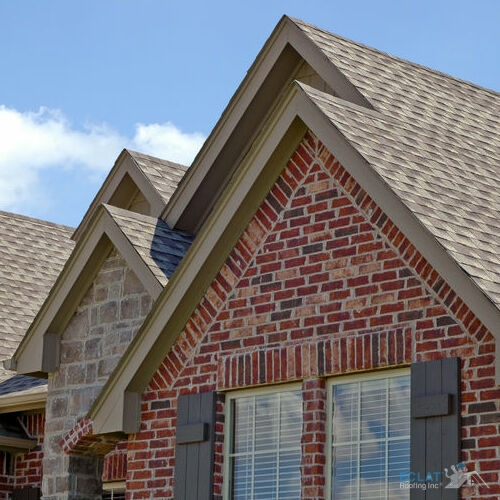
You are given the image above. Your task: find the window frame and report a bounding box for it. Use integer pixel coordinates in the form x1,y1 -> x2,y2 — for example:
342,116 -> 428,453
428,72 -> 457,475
326,368 -> 411,500
223,382 -> 303,500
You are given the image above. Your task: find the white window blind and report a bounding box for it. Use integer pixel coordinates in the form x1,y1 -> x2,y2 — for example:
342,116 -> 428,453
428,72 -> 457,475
330,374 -> 410,500
228,389 -> 302,499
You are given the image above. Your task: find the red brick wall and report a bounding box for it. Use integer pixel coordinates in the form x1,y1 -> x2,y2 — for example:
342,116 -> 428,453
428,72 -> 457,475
0,410 -> 126,497
14,412 -> 45,490
127,132 -> 499,499
0,411 -> 44,498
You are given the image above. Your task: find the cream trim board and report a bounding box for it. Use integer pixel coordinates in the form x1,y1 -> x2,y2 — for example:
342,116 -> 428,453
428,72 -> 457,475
103,481 -> 126,492
0,385 -> 47,414
222,382 -> 303,500
325,368 -> 411,498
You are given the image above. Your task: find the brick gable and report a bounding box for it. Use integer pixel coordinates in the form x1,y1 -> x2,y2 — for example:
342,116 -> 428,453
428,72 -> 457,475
128,133 -> 499,499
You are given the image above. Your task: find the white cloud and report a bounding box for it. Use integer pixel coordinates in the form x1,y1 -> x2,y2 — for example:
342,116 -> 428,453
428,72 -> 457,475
132,122 -> 205,165
0,105 -> 205,214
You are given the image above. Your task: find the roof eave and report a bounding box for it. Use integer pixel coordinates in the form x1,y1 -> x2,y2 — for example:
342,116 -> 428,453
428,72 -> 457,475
0,385 -> 47,414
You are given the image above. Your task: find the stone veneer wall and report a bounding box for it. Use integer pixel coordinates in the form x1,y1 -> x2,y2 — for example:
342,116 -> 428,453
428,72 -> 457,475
43,250 -> 153,499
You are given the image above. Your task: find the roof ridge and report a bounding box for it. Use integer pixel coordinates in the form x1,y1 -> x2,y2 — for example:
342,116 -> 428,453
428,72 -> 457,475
126,149 -> 189,170
289,17 -> 500,98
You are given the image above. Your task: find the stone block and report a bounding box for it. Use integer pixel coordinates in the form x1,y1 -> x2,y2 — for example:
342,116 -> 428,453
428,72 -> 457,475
120,296 -> 140,320
84,337 -> 101,360
99,301 -> 118,323
94,268 -> 123,287
64,310 -> 89,340
67,364 -> 86,386
123,269 -> 145,295
60,341 -> 84,364
97,356 -> 119,379
48,396 -> 68,419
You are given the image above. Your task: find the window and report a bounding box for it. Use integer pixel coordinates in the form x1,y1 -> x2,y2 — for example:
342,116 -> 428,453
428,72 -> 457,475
225,386 -> 302,499
328,371 -> 410,500
102,481 -> 126,500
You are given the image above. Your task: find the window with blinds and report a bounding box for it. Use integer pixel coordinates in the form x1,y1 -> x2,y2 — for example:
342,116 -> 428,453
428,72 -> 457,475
226,388 -> 302,499
329,372 -> 410,500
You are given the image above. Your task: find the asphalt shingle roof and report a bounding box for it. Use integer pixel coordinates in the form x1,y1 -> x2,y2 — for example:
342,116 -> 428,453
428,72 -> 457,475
0,211 -> 74,386
105,204 -> 194,286
292,19 -> 500,309
127,150 -> 188,207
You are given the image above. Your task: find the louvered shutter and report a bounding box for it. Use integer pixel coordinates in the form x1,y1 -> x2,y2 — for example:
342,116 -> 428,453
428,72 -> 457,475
410,357 -> 461,499
174,392 -> 216,500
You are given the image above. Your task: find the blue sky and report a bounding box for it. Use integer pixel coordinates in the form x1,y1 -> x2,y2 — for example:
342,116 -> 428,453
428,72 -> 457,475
1,0 -> 498,227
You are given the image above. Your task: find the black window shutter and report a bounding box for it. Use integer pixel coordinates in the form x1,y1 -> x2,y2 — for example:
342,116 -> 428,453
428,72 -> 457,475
174,391 -> 216,500
12,487 -> 41,500
411,357 -> 461,499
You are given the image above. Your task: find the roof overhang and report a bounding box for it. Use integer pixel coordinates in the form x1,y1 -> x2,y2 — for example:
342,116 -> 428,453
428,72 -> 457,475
0,384 -> 47,414
10,205 -> 165,377
89,81 -> 500,435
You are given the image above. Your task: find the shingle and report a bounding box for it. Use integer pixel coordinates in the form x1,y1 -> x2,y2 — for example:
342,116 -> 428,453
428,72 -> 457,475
0,212 -> 74,385
104,205 -> 194,287
127,150 -> 188,206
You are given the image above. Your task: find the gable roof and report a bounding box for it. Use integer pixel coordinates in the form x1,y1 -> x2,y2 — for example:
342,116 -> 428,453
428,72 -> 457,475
73,149 -> 188,241
11,203 -> 193,377
84,16 -> 500,434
